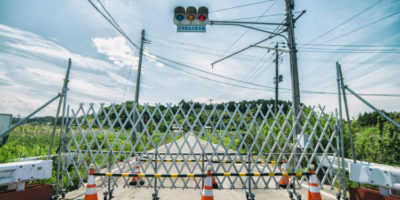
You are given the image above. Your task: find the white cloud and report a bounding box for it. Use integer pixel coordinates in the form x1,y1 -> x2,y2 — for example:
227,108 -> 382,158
156,62 -> 164,68
92,36 -> 138,68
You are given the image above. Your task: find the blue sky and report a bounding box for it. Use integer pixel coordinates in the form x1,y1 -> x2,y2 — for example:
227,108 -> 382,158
0,0 -> 399,117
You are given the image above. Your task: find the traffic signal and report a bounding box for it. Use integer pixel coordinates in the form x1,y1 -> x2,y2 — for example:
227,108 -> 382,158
197,6 -> 208,22
173,6 -> 209,32
186,6 -> 197,21
174,6 -> 185,22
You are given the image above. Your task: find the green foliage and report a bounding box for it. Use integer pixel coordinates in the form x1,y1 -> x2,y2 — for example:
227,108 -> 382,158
352,111 -> 400,166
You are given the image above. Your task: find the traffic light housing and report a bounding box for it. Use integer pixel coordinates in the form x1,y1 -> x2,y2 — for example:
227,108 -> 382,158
174,6 -> 185,22
186,6 -> 197,21
197,6 -> 208,22
173,6 -> 209,32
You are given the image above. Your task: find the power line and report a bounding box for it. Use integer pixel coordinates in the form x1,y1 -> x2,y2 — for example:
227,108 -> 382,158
304,0 -> 382,45
215,0 -> 277,63
210,0 -> 273,13
298,44 -> 400,47
144,49 -> 400,98
144,50 -> 279,90
146,54 -> 276,92
88,0 -> 140,49
88,0 -> 400,98
92,0 -> 139,101
300,50 -> 400,54
241,23 -> 286,83
241,52 -> 271,82
323,10 -> 400,43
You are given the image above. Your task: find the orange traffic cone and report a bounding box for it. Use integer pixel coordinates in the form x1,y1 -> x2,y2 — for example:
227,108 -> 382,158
129,165 -> 145,186
84,164 -> 98,200
212,176 -> 218,189
201,166 -> 214,200
307,166 -> 322,200
279,159 -> 292,189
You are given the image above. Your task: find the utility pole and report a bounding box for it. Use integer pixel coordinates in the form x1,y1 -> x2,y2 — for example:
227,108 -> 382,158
133,29 -> 145,142
274,42 -> 279,114
285,0 -> 301,137
135,29 -> 145,104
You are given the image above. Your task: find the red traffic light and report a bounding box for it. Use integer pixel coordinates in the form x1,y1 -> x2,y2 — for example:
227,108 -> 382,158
199,14 -> 206,21
198,6 -> 208,22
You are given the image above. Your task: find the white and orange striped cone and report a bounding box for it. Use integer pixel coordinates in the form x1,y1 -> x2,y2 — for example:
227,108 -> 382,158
201,166 -> 214,200
212,176 -> 218,189
279,159 -> 292,189
307,166 -> 322,200
129,165 -> 145,186
84,164 -> 98,200
210,161 -> 218,189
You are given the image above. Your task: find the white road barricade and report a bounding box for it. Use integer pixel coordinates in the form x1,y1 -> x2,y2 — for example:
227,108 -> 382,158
0,160 -> 52,191
349,162 -> 400,196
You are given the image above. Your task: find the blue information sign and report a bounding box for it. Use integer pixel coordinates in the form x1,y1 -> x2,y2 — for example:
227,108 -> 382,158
177,25 -> 206,32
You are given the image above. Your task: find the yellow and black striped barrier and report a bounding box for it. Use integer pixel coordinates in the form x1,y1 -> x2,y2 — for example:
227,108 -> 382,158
137,159 -> 281,164
94,172 -> 311,178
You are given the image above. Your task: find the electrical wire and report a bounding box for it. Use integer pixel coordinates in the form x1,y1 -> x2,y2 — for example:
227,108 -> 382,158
144,50 -> 279,90
298,44 -> 400,47
210,0 -> 274,13
323,10 -> 400,43
241,21 -> 286,83
145,54 -> 276,92
215,0 -> 277,63
88,0 -> 400,98
304,0 -> 382,45
91,0 -> 140,101
88,0 -> 140,50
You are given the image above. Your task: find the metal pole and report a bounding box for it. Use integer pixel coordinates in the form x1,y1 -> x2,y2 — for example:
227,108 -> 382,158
133,29 -> 145,143
48,58 -> 72,160
274,42 -> 279,114
55,59 -> 72,197
202,152 -> 205,189
337,64 -> 357,165
336,62 -> 347,200
335,110 -> 342,200
135,29 -> 145,104
285,0 -> 301,138
0,94 -> 60,137
346,87 -> 400,129
153,151 -> 159,200
60,105 -> 69,198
